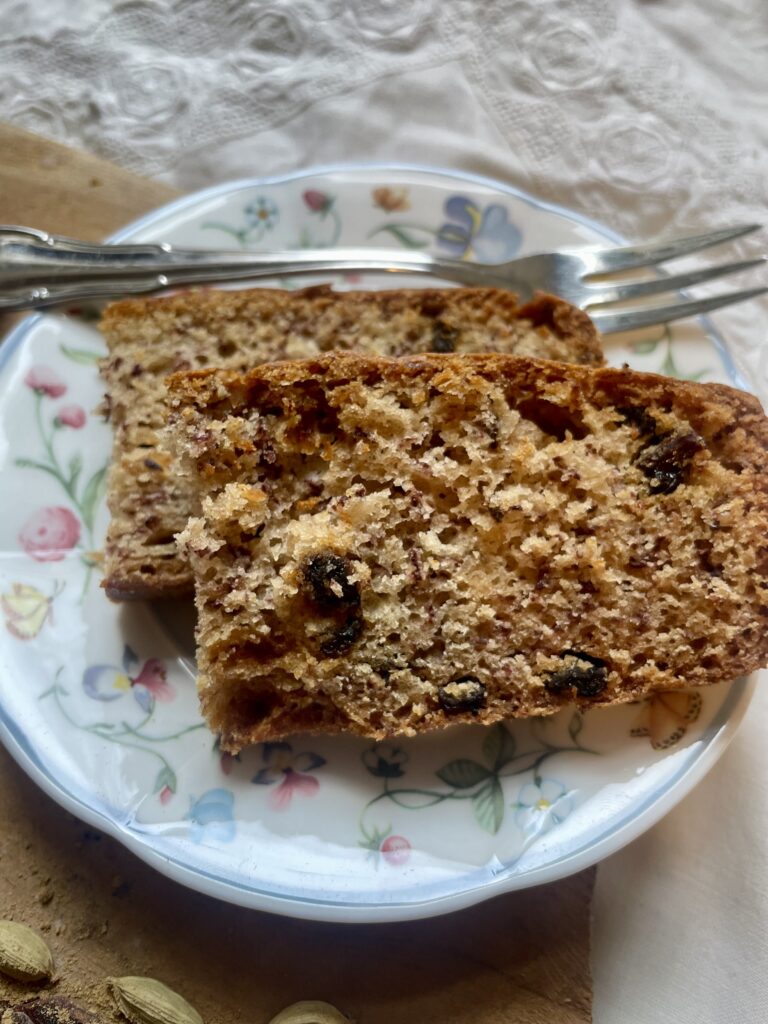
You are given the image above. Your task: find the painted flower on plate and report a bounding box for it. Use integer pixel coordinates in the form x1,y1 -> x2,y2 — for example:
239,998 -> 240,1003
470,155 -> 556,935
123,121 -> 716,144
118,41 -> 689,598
82,644 -> 174,712
372,186 -> 410,213
24,366 -> 67,398
1,582 -> 60,640
244,196 -> 278,230
297,189 -> 340,247
55,404 -> 87,429
513,778 -> 574,837
436,195 -> 522,262
19,507 -> 80,561
252,741 -> 326,810
631,690 -> 703,750
359,824 -> 412,867
380,834 -> 411,866
303,189 -> 334,215
362,741 -> 408,778
187,788 -> 236,843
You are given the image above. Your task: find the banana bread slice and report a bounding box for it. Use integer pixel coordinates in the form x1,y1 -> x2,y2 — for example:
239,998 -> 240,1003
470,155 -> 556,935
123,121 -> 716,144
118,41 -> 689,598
99,286 -> 602,600
168,353 -> 768,752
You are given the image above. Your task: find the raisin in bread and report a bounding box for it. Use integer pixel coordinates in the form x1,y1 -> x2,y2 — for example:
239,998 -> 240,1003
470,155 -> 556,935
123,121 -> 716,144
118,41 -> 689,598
99,286 -> 602,599
168,353 -> 768,752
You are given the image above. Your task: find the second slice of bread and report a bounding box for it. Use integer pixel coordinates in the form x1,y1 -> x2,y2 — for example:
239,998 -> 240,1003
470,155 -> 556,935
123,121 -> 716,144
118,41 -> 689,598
99,286 -> 602,599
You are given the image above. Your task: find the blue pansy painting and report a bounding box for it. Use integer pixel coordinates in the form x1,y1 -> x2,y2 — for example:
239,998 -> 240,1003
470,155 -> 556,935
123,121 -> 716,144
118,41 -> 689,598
82,644 -> 174,712
437,195 -> 522,262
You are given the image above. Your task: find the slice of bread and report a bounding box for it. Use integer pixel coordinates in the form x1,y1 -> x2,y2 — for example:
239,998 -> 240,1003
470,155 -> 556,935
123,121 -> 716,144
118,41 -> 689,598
168,353 -> 768,753
99,286 -> 603,599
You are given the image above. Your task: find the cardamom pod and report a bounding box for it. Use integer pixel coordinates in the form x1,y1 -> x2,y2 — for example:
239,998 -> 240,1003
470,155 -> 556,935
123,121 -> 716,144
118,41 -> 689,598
0,921 -> 54,982
267,1002 -> 350,1024
107,977 -> 203,1024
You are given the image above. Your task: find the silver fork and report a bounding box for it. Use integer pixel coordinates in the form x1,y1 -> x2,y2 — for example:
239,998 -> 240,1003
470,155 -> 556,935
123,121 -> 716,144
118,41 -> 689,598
0,223 -> 764,334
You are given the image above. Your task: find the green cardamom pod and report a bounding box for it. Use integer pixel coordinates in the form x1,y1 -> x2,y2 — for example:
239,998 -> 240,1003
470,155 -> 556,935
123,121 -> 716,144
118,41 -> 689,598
108,977 -> 203,1024
0,920 -> 54,982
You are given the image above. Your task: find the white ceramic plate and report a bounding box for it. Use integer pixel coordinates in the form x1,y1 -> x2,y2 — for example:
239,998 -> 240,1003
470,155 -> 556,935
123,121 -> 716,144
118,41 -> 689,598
0,164 -> 755,923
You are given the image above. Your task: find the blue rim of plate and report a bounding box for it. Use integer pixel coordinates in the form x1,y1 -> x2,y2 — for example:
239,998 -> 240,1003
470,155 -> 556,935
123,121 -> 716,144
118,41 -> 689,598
0,162 -> 755,923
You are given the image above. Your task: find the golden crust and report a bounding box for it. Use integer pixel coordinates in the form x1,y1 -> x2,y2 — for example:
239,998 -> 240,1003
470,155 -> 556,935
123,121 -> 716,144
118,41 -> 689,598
168,352 -> 768,480
100,286 -> 602,362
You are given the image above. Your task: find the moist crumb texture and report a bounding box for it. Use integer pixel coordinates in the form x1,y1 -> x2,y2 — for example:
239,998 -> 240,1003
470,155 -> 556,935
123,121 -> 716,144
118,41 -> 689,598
98,286 -> 602,599
167,353 -> 768,752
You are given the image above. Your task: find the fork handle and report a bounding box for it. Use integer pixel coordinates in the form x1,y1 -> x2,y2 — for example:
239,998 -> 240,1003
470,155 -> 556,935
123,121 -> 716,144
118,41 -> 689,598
0,226 -> 515,311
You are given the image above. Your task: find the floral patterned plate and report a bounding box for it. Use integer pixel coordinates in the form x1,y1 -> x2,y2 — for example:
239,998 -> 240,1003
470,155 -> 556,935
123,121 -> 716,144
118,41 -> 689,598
0,164 -> 755,923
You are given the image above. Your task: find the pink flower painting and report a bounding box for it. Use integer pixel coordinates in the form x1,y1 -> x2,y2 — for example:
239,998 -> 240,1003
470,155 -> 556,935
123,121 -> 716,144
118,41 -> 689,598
24,366 -> 67,398
19,507 -> 81,561
55,405 -> 87,429
303,189 -> 333,214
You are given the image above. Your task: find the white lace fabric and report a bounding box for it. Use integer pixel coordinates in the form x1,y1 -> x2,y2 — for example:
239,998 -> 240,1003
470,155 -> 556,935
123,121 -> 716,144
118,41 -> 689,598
2,1 -> 768,1020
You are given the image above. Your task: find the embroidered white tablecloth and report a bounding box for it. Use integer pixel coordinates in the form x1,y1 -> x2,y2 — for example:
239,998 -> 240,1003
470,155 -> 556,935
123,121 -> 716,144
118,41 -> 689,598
2,1 -> 767,1019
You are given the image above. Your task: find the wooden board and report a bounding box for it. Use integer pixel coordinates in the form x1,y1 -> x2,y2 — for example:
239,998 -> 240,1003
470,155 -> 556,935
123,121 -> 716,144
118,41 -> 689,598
0,122 -> 594,1024
0,122 -> 177,239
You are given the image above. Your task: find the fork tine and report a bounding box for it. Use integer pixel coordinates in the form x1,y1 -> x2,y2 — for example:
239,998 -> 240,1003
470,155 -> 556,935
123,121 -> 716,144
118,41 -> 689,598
583,257 -> 767,307
586,224 -> 763,274
589,287 -> 768,335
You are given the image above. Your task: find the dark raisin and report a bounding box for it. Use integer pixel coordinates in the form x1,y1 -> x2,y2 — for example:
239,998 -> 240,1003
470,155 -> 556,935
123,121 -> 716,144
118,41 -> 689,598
143,457 -> 162,471
130,363 -> 143,377
437,675 -> 487,712
303,553 -> 360,608
618,406 -> 658,438
545,650 -> 608,698
431,320 -> 460,353
634,429 -> 706,494
320,615 -> 363,657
